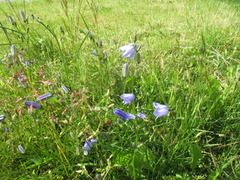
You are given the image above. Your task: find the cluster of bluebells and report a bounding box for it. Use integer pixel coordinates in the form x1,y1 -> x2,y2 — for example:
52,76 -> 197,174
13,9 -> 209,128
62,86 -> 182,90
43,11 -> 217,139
82,44 -> 138,153
117,44 -> 169,120
24,93 -> 53,109
1,43 -> 83,153
113,93 -> 169,121
1,41 -> 168,156
24,87 -> 69,110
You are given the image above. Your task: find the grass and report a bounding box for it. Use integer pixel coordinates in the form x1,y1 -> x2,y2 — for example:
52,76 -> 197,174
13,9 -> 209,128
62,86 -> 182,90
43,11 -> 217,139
0,0 -> 239,179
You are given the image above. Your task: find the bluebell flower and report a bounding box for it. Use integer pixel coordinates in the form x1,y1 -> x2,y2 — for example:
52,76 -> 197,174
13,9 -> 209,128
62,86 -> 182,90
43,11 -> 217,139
120,43 -> 136,60
8,16 -> 16,25
24,101 -> 41,109
36,93 -> 52,101
61,85 -> 69,94
83,139 -> 97,155
153,102 -> 169,118
90,51 -> 98,56
113,108 -> 136,120
120,93 -> 135,104
18,145 -> 26,154
0,115 -> 5,122
137,113 -> 146,119
83,139 -> 97,151
20,10 -> 27,22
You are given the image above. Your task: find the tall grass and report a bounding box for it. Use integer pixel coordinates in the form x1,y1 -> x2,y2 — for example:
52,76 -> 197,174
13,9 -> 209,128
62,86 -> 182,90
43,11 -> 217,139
0,0 -> 239,179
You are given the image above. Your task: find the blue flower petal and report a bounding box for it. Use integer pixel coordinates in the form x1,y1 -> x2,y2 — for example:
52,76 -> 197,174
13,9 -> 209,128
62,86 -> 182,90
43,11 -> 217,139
153,102 -> 168,109
36,93 -> 52,101
113,108 -> 136,120
153,107 -> 169,117
137,113 -> 146,119
83,139 -> 97,151
24,101 -> 41,109
120,93 -> 135,104
120,43 -> 136,60
153,102 -> 169,118
0,115 -> 5,122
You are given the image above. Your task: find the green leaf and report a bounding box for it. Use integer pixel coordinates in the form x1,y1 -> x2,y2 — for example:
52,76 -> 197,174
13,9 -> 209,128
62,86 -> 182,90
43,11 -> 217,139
190,144 -> 203,170
208,171 -> 220,180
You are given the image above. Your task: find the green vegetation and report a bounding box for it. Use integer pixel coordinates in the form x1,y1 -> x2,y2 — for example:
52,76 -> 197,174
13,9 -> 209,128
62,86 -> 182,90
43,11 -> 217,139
0,0 -> 239,179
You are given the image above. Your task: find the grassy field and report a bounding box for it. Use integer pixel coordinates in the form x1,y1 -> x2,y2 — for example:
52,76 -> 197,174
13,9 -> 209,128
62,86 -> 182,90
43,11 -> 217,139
0,0 -> 239,179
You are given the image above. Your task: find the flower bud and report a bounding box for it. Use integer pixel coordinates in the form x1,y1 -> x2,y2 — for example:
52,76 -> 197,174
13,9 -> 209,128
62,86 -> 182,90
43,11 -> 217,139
122,63 -> 129,77
20,10 -> 27,22
10,44 -> 16,56
8,15 -> 16,25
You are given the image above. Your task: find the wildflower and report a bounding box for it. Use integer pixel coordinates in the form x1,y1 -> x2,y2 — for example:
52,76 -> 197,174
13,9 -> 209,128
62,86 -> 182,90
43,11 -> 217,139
18,145 -> 26,154
19,10 -> 27,22
90,51 -> 98,56
137,113 -> 146,119
8,15 -> 16,25
10,44 -> 16,56
24,101 -> 41,109
83,139 -> 97,151
153,102 -> 169,118
120,43 -> 136,60
61,85 -> 69,93
5,128 -> 9,132
120,93 -> 135,104
122,63 -> 129,77
113,108 -> 136,120
36,93 -> 52,101
0,115 -> 5,122
83,139 -> 97,155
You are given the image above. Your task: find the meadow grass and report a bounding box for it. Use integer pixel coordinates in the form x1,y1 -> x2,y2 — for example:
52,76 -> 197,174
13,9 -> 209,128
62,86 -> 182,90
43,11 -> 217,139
0,0 -> 239,179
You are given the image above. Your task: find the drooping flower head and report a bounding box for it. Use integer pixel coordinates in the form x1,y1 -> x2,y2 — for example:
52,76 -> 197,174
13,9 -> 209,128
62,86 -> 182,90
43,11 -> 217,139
153,102 -> 169,118
113,108 -> 136,120
61,85 -> 69,94
83,139 -> 97,151
137,113 -> 146,119
90,51 -> 98,56
0,115 -> 5,122
36,93 -> 52,101
20,10 -> 27,22
18,145 -> 26,154
8,16 -> 16,25
120,93 -> 135,104
120,43 -> 136,60
24,101 -> 41,109
83,139 -> 97,155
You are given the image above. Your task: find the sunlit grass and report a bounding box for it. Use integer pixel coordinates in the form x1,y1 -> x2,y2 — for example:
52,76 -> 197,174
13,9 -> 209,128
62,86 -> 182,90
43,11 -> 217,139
0,0 -> 239,179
